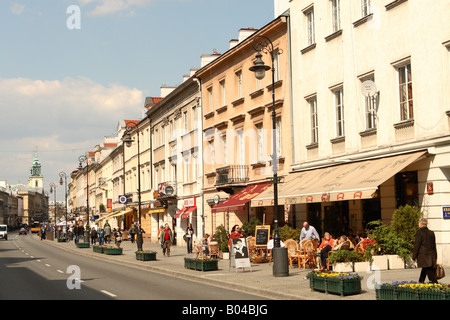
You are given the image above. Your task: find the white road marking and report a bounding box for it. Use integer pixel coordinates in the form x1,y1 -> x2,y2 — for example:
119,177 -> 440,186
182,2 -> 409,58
101,290 -> 117,298
45,264 -> 51,267
57,270 -> 64,274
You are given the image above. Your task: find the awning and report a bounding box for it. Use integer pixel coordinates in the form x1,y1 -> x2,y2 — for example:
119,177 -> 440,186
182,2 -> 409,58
174,207 -> 188,219
181,206 -> 196,219
147,207 -> 166,214
251,150 -> 427,206
212,183 -> 272,213
96,211 -> 118,222
109,208 -> 134,218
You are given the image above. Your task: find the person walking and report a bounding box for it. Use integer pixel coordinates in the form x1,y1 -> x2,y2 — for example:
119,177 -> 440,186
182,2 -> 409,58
90,227 -> 98,245
129,224 -> 137,244
159,224 -> 173,257
104,223 -> 111,244
412,218 -> 438,284
73,225 -> 79,244
97,227 -> 105,245
185,223 -> 194,254
114,228 -> 123,248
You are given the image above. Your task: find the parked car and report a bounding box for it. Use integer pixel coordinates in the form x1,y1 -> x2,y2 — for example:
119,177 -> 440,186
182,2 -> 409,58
19,228 -> 28,235
0,225 -> 7,240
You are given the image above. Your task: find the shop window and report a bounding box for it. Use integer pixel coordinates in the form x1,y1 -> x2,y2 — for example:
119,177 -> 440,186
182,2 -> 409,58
395,171 -> 418,207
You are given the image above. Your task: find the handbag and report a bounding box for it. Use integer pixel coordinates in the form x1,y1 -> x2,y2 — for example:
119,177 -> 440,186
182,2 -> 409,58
436,264 -> 445,280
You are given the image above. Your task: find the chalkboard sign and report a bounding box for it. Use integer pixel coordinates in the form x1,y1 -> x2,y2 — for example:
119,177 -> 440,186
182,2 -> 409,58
255,225 -> 270,247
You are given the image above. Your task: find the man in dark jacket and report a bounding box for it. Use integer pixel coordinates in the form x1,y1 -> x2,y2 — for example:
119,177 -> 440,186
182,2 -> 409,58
412,218 -> 438,283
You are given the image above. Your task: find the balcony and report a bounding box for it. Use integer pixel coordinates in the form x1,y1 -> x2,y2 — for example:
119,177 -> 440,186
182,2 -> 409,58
215,165 -> 249,186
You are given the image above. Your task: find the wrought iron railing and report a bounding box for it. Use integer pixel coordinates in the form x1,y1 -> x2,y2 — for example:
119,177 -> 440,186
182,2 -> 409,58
215,165 -> 249,186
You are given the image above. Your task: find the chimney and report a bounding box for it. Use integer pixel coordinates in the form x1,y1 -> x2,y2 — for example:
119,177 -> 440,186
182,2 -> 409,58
200,49 -> 221,68
238,27 -> 257,43
229,39 -> 239,49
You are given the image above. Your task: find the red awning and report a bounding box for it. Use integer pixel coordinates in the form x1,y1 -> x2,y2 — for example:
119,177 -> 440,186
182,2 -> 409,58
174,207 -> 188,219
181,206 -> 197,219
212,184 -> 272,213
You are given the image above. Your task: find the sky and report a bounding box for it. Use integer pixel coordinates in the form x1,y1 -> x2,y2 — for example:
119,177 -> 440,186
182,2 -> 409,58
0,0 -> 274,200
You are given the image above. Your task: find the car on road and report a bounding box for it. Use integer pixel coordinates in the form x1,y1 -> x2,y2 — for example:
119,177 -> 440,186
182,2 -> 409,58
19,228 -> 28,235
0,224 -> 7,240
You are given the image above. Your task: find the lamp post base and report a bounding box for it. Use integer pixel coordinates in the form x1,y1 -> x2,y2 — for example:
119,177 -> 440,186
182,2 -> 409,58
272,247 -> 289,277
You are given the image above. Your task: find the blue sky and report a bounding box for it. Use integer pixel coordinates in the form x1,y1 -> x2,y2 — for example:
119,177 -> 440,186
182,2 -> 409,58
0,0 -> 274,197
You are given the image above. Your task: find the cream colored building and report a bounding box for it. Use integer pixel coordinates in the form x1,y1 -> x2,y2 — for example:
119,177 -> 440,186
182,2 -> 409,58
146,75 -> 203,246
196,13 -> 292,237
252,0 -> 450,264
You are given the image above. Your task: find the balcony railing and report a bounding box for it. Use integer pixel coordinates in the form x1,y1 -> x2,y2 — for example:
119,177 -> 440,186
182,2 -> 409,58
215,165 -> 249,186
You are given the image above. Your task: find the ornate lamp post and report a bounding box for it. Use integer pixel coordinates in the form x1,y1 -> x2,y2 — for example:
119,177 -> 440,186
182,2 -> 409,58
78,155 -> 90,243
249,34 -> 289,277
59,171 -> 68,241
49,182 -> 57,239
122,122 -> 144,251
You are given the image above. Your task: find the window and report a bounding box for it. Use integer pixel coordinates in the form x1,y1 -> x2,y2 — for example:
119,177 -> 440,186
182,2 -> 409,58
169,119 -> 174,141
220,80 -> 226,106
183,153 -> 189,183
193,106 -> 198,130
305,8 -> 315,46
273,50 -> 280,82
309,98 -> 318,144
276,117 -> 282,157
236,71 -> 243,99
398,64 -> 414,121
334,89 -> 344,137
183,110 -> 188,132
361,0 -> 371,17
331,0 -> 341,32
257,123 -> 264,162
364,77 -> 377,130
208,87 -> 213,112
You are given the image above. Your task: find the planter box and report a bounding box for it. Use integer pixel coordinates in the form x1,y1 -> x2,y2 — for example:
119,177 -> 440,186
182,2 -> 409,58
104,247 -> 123,255
184,258 -> 218,271
309,272 -> 362,296
222,252 -> 229,260
371,255 -> 388,271
354,261 -> 371,273
376,285 -> 398,300
332,262 -> 354,273
136,251 -> 157,261
76,242 -> 90,248
376,284 -> 450,300
387,255 -> 405,270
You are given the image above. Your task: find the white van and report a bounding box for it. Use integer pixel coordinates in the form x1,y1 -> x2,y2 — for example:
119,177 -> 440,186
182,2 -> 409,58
0,224 -> 7,240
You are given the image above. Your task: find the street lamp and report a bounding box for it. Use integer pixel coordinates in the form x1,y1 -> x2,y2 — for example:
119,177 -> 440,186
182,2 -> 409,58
249,34 -> 289,277
49,182 -> 57,240
78,155 -> 90,243
122,122 -> 144,251
59,171 -> 68,241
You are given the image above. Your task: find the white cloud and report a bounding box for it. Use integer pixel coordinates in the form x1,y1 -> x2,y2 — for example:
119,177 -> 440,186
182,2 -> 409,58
10,3 -> 25,15
77,0 -> 155,17
0,77 -> 144,186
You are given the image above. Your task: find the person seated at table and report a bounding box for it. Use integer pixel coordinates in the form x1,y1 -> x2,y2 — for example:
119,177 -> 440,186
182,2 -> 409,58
347,229 -> 359,246
267,234 -> 285,250
317,232 -> 335,269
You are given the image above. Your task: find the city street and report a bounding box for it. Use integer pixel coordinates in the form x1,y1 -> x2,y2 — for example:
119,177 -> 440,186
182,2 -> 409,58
0,231 -> 268,300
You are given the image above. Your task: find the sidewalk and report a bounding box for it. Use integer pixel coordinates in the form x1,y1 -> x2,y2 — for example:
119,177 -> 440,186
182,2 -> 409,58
41,236 -> 448,300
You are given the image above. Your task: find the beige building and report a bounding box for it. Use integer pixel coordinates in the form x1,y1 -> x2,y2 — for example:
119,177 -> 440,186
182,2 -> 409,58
253,0 -> 450,264
196,13 -> 292,237
146,75 -> 203,246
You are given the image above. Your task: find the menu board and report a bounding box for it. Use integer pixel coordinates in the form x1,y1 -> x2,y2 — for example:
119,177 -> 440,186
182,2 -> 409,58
255,225 -> 270,247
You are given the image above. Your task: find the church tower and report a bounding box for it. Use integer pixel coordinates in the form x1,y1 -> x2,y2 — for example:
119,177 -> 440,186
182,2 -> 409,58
28,148 -> 43,190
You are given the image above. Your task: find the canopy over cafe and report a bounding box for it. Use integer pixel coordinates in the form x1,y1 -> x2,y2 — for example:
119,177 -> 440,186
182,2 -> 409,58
251,150 -> 427,238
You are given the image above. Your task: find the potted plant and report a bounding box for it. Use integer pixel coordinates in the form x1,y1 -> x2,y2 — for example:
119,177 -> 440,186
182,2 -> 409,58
220,242 -> 229,260
308,270 -> 363,296
136,250 -> 156,261
214,225 -> 229,259
329,250 -> 363,272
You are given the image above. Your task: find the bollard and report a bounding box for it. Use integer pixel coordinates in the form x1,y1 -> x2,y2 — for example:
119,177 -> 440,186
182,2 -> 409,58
272,247 -> 289,277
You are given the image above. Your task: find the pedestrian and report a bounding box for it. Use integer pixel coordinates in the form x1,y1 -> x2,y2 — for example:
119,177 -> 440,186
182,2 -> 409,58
114,228 -> 123,248
129,224 -> 137,244
159,223 -> 173,257
78,224 -> 85,242
40,226 -> 46,240
299,221 -> 321,242
185,223 -> 194,254
73,225 -> 79,244
157,225 -> 164,248
412,218 -> 438,284
104,223 -> 111,244
98,227 -> 105,245
90,227 -> 98,245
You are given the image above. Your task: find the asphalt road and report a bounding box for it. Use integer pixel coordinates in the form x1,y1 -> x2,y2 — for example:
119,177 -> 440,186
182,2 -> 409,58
0,231 -> 269,301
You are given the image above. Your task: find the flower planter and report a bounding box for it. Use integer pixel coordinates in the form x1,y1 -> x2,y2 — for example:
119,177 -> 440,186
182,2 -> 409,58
136,251 -> 156,261
93,245 -> 107,253
387,255 -> 405,270
371,255 -> 388,270
376,282 -> 450,300
309,271 -> 362,296
104,247 -> 122,255
184,258 -> 218,271
332,262 -> 354,273
222,252 -> 229,260
76,242 -> 90,248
